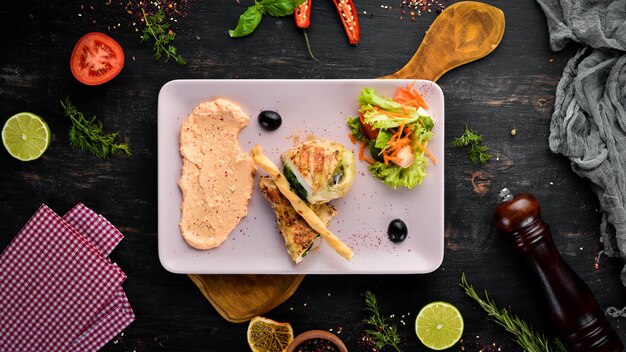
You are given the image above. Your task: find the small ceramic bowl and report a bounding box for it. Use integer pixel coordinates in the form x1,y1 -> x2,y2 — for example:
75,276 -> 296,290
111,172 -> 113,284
286,330 -> 348,352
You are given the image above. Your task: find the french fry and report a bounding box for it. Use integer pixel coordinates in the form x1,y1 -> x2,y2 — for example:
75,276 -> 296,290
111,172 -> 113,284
251,144 -> 354,261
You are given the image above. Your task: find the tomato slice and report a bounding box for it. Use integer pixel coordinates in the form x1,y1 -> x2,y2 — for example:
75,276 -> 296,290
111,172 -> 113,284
70,32 -> 124,86
359,112 -> 379,140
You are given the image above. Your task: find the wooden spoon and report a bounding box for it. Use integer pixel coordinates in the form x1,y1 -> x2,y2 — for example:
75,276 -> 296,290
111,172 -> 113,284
189,1 -> 505,324
382,1 -> 505,81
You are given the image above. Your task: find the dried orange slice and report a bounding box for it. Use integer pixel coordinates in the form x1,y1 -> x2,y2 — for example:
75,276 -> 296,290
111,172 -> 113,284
247,316 -> 294,352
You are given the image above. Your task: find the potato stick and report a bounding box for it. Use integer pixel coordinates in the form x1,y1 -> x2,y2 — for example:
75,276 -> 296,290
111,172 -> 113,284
251,145 -> 354,261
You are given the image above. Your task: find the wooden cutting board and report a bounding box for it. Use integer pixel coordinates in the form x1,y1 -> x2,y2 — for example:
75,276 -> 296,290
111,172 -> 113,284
189,1 -> 505,324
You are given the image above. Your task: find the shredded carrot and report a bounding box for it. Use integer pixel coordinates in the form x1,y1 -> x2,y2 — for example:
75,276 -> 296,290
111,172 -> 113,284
407,82 -> 428,109
348,133 -> 356,144
358,140 -> 366,161
379,123 -> 415,166
414,140 -> 438,165
363,156 -> 376,165
394,83 -> 429,110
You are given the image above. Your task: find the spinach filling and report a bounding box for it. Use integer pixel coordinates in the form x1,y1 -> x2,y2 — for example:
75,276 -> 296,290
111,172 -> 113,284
330,161 -> 344,186
300,236 -> 319,258
283,164 -> 309,202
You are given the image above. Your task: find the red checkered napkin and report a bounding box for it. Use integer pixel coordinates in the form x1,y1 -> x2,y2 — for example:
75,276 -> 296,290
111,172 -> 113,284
63,203 -> 135,352
0,205 -> 126,352
68,287 -> 135,352
63,203 -> 124,258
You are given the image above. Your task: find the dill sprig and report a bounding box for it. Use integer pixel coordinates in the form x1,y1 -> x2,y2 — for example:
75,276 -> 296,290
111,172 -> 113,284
60,98 -> 132,159
460,273 -> 567,352
141,8 -> 186,65
451,125 -> 492,165
363,291 -> 401,352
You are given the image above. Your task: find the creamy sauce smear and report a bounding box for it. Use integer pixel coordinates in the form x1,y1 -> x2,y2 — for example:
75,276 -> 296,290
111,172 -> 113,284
178,98 -> 256,249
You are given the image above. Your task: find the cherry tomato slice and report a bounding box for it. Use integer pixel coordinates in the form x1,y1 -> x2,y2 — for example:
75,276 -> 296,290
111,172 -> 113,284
70,32 -> 124,86
359,112 -> 379,140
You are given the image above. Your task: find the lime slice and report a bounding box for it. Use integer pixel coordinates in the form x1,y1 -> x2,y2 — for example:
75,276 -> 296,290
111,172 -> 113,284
2,112 -> 51,161
415,301 -> 464,350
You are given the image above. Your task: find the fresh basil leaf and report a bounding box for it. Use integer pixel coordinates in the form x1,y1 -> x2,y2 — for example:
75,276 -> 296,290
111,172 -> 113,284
228,5 -> 263,37
256,0 -> 305,17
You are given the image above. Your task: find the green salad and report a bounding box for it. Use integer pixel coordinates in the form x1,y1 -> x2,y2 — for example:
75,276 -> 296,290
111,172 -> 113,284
347,86 -> 436,189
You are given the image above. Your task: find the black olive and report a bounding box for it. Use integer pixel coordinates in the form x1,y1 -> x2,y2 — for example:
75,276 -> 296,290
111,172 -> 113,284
387,219 -> 408,243
258,110 -> 282,131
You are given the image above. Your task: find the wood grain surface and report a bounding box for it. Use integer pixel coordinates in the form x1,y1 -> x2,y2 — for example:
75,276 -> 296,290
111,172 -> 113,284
188,274 -> 305,323
1,0 -> 625,351
384,1 -> 505,81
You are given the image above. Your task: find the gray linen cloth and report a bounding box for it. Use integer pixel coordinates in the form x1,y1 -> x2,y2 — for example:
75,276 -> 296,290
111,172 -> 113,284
536,0 -> 626,292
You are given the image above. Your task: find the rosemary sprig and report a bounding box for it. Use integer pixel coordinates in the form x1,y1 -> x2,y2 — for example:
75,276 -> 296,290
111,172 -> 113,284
451,125 -> 492,165
363,291 -> 401,352
141,9 -> 186,65
60,98 -> 132,159
460,273 -> 567,352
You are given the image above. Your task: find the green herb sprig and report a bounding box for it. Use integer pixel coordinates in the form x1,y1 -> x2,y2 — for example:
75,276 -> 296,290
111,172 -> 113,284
451,125 -> 492,165
229,0 -> 305,38
141,9 -> 186,65
61,98 -> 132,159
460,273 -> 567,352
363,291 -> 401,352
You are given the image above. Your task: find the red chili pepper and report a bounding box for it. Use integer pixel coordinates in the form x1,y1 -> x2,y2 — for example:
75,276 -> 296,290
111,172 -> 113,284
294,0 -> 317,60
332,0 -> 360,45
295,0 -> 312,28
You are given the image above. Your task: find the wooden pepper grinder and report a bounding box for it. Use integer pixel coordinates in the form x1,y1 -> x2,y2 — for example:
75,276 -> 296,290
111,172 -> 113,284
494,189 -> 624,352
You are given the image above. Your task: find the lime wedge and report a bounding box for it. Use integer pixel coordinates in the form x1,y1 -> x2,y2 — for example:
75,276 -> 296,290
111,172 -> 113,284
2,112 -> 51,161
415,301 -> 464,350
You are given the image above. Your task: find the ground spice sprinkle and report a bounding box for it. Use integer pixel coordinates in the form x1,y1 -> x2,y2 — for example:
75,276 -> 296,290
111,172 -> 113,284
399,0 -> 449,18
124,0 -> 194,30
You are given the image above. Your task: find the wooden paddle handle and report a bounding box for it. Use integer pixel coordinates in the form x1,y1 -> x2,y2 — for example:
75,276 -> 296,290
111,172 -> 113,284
382,1 -> 505,82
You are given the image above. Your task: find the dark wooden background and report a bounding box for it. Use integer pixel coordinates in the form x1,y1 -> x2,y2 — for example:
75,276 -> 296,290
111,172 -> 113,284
1,0 -> 625,351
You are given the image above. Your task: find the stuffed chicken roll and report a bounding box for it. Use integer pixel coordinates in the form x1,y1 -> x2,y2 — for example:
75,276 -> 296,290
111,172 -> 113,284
281,139 -> 356,204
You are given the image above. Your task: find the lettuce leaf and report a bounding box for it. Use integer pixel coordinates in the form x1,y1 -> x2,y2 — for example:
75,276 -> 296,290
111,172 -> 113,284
368,154 -> 428,189
358,88 -> 433,131
374,130 -> 392,149
412,124 -> 434,146
361,105 -> 433,130
358,87 -> 406,113
417,109 -> 434,130
346,117 -> 367,142
353,87 -> 435,189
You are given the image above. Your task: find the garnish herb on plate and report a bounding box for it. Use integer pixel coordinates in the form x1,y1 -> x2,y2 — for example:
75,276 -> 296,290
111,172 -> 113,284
60,98 -> 132,159
460,273 -> 567,352
451,126 -> 491,165
364,291 -> 401,352
347,84 -> 436,189
229,0 -> 306,38
141,9 -> 186,65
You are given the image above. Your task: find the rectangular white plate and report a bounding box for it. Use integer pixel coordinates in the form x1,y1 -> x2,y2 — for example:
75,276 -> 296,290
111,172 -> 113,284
158,79 -> 444,274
